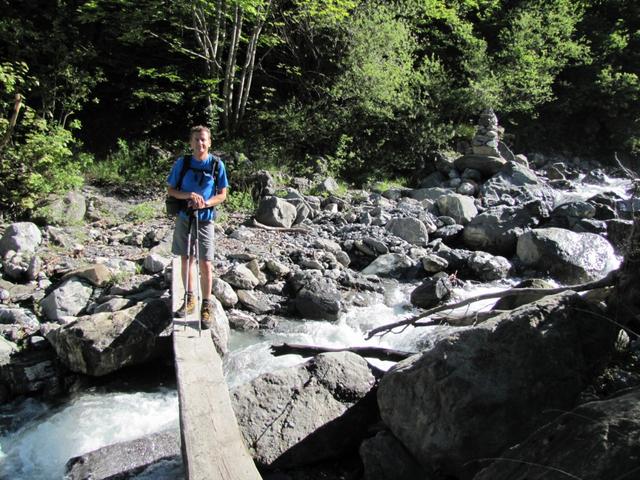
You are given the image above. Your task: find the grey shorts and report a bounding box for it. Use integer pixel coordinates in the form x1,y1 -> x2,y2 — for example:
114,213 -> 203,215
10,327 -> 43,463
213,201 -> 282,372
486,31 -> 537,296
171,216 -> 215,261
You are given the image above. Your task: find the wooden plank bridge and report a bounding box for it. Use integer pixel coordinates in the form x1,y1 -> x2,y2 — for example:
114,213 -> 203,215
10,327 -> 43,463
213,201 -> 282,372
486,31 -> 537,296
171,258 -> 262,480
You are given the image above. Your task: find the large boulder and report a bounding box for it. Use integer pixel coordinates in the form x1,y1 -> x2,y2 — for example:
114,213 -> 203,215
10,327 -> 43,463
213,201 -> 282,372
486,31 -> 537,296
361,253 -> 415,278
467,251 -> 511,281
410,274 -> 453,309
232,352 -> 377,469
454,155 -> 507,177
473,388 -> 640,480
0,339 -> 68,402
360,431 -> 433,480
46,299 -> 172,376
480,162 -> 556,208
385,217 -> 429,246
65,428 -> 181,480
40,277 -> 94,321
33,191 -> 87,226
462,201 -> 547,256
377,292 -> 618,479
517,228 -> 617,283
0,222 -> 42,257
221,263 -> 260,290
294,277 -> 343,321
255,196 -> 297,228
436,193 -> 478,225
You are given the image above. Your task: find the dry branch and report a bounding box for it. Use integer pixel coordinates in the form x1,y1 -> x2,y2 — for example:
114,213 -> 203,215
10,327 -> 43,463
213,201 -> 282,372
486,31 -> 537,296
366,271 -> 619,339
270,342 -> 415,362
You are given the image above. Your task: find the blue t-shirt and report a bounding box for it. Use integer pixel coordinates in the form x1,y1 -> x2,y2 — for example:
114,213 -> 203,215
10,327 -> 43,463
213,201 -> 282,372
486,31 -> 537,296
167,154 -> 229,222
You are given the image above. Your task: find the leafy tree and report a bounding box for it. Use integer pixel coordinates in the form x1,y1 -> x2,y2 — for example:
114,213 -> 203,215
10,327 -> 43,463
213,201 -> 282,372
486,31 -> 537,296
0,62 -> 85,216
491,0 -> 588,117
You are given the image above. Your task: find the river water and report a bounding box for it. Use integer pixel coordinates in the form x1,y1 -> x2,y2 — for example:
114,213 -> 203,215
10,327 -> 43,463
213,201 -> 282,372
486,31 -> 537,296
0,175 -> 632,479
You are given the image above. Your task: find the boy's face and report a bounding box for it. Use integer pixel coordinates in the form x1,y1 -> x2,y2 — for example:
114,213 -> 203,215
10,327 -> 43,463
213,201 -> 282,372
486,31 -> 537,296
190,131 -> 211,158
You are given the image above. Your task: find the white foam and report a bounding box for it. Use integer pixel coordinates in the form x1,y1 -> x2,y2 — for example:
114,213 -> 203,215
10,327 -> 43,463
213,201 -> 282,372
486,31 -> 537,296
0,389 -> 178,479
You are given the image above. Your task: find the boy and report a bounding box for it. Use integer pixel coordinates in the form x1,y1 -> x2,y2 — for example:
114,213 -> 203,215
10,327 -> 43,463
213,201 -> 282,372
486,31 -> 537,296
167,125 -> 228,327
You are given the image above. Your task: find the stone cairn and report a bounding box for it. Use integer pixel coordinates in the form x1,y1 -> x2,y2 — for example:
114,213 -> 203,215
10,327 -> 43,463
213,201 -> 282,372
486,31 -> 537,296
471,109 -> 501,156
454,108 -> 508,177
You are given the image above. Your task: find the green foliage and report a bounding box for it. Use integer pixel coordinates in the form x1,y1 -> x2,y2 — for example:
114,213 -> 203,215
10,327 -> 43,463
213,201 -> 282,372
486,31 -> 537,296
84,139 -> 173,187
370,177 -> 409,193
126,201 -> 159,223
0,62 -> 87,216
493,0 -> 588,115
332,4 -> 417,118
222,189 -> 256,213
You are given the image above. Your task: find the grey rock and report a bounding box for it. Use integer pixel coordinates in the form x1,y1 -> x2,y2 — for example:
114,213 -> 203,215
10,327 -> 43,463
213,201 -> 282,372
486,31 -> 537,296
481,162 -> 556,208
46,299 -> 172,376
454,155 -> 507,177
93,297 -> 131,313
386,217 -> 429,246
467,251 -> 511,281
360,431 -> 433,480
264,259 -> 291,278
294,278 -> 342,321
246,259 -> 268,286
237,289 -> 274,314
0,306 -> 40,334
232,352 -> 377,468
405,187 -> 451,202
436,194 -> 478,225
517,228 -> 617,283
65,428 -> 181,480
208,297 -> 231,356
607,218 -> 634,252
221,264 -> 260,290
378,292 -> 618,479
0,222 -> 42,257
143,253 -> 170,273
40,277 -> 94,321
0,340 -> 66,401
255,196 -> 298,228
473,388 -> 640,480
463,202 -> 547,256
421,254 -> 449,273
227,309 -> 260,330
361,253 -> 414,278
410,274 -> 453,309
316,177 -> 340,195
212,278 -> 239,308
34,191 -> 86,226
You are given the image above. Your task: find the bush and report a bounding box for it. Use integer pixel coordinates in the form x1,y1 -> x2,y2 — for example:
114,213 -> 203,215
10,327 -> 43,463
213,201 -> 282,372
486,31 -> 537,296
84,138 -> 175,188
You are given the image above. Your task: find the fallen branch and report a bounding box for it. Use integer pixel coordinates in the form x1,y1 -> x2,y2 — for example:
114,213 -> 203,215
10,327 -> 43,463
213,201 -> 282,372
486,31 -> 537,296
270,342 -> 415,362
366,271 -> 618,339
614,152 -> 639,182
416,310 -> 510,328
249,218 -> 311,233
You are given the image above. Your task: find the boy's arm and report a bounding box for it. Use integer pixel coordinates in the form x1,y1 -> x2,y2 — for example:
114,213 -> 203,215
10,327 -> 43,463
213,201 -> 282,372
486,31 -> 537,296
206,187 -> 227,208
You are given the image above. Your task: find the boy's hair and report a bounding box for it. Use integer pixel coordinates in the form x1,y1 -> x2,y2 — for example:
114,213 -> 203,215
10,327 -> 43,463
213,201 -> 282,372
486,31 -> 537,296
190,125 -> 211,139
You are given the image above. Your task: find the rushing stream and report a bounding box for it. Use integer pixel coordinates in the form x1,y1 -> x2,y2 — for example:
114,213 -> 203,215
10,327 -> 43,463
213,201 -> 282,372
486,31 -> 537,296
0,174 -> 632,479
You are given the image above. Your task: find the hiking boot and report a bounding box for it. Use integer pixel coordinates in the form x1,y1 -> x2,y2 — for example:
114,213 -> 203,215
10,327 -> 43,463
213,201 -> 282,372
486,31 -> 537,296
176,292 -> 196,317
201,299 -> 214,329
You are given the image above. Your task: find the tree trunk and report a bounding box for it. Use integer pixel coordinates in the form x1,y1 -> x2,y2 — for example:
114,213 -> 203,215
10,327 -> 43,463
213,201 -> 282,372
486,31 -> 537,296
222,5 -> 242,132
0,94 -> 23,150
270,343 -> 415,362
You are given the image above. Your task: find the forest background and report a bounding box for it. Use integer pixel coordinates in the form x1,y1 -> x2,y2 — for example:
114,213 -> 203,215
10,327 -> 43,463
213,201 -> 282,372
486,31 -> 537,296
0,0 -> 638,217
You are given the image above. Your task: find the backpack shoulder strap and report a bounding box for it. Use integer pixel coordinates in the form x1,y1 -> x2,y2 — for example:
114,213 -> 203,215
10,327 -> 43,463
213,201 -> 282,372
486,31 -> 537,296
211,155 -> 221,191
176,154 -> 191,191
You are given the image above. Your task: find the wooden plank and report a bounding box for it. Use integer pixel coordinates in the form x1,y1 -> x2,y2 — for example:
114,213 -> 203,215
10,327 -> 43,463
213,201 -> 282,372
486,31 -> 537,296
172,258 -> 261,480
